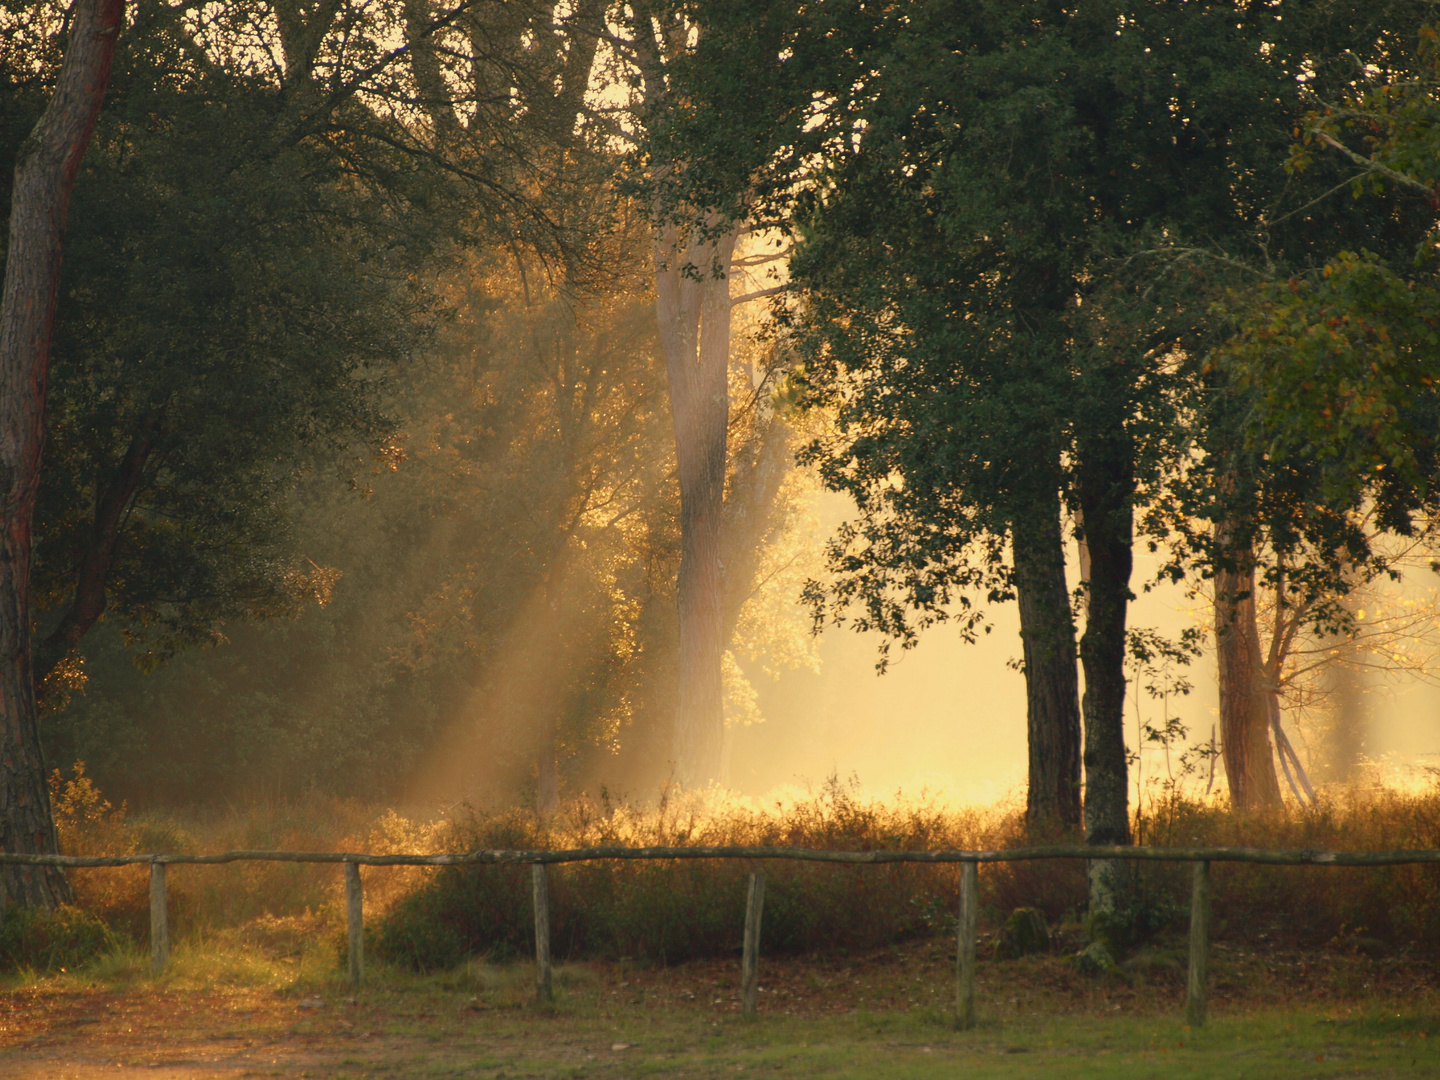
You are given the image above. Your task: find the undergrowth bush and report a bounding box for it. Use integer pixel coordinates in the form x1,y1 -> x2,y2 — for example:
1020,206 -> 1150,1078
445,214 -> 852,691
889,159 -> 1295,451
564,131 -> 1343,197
49,763 -> 440,941
0,904 -> 116,973
1123,784 -> 1440,951
373,779 -> 1024,970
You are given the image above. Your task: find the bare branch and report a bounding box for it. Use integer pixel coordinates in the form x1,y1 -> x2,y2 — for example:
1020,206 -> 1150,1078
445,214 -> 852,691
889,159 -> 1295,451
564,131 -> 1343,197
731,283 -> 790,308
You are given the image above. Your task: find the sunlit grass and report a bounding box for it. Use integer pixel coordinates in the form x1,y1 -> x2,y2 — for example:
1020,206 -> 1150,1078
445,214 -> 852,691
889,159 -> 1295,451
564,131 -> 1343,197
27,770 -> 1440,983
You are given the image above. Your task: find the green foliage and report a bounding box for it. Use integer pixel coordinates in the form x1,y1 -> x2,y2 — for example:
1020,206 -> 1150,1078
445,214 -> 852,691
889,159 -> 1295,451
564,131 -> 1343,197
660,0 -> 1435,650
23,21 -> 439,666
1149,19 -> 1440,630
0,905 -> 118,973
1220,252 -> 1440,530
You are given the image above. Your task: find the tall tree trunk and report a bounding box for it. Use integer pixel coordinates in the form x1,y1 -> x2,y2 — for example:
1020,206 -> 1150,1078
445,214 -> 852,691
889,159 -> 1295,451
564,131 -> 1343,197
1214,555 -> 1283,809
654,221 -> 737,786
1076,451 -> 1134,915
1011,499 -> 1082,829
0,0 -> 125,909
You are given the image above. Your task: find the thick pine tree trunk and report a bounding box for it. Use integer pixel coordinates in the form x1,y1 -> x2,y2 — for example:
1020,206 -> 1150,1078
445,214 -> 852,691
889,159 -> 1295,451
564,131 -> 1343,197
0,0 -> 125,909
1011,500 -> 1082,829
1077,455 -> 1134,915
1214,557 -> 1283,809
654,222 -> 737,786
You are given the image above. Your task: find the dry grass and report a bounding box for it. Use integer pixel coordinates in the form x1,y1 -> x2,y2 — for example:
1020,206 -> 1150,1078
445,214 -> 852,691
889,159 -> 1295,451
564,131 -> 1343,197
42,766 -> 1440,972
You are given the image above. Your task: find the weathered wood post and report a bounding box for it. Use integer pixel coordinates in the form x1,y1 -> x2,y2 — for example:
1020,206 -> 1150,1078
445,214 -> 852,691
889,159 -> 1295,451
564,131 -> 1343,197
345,861 -> 364,987
955,860 -> 978,1030
149,858 -> 169,977
532,862 -> 553,1003
741,872 -> 766,1018
1185,860 -> 1211,1027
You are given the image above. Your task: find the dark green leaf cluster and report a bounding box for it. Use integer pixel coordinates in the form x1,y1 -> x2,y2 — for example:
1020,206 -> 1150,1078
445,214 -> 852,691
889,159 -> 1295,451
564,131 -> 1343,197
662,0 -> 1437,643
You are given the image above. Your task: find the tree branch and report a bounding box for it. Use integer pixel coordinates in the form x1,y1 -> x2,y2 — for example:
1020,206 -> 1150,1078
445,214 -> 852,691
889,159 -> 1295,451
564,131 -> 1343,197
730,283 -> 790,307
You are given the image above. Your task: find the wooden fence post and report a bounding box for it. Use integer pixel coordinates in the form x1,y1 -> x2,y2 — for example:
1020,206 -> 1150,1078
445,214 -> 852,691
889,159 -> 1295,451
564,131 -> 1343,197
345,861 -> 364,987
149,859 -> 168,977
741,872 -> 766,1018
532,863 -> 553,1003
1186,860 -> 1210,1027
956,860 -> 978,1030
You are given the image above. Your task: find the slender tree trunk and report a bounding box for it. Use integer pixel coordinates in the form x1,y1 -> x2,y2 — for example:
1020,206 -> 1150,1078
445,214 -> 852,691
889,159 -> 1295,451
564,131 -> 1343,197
1011,500 -> 1082,829
654,222 -> 737,786
1076,453 -> 1134,915
34,428 -> 154,698
1214,556 -> 1283,809
0,0 -> 124,909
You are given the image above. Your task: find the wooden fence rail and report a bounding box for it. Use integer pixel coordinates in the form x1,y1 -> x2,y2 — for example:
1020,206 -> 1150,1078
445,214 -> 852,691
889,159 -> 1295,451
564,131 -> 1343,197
5,844 -> 1438,1027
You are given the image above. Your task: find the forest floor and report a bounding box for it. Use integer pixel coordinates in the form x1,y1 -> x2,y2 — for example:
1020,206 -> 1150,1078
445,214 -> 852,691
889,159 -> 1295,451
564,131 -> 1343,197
3,936 -> 1440,1078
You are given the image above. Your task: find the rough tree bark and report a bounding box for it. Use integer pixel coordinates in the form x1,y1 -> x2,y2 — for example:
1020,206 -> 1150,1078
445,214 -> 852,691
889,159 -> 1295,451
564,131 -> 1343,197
1076,447 -> 1135,915
0,0 -> 126,909
1214,550 -> 1283,810
1010,498 -> 1082,829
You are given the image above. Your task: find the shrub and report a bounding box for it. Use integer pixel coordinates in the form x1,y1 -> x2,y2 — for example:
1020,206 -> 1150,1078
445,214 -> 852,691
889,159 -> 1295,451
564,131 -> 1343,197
0,905 -> 118,973
372,778 -> 1006,970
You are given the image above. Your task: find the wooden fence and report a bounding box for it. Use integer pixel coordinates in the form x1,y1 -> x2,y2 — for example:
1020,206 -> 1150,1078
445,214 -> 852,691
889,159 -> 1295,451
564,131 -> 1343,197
7,843 -> 1440,1029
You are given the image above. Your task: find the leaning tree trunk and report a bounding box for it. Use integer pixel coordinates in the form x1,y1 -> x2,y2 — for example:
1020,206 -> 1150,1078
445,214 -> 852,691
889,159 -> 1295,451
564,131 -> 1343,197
1214,555 -> 1283,810
1011,497 -> 1082,830
0,0 -> 125,909
654,220 -> 738,786
1076,450 -> 1135,917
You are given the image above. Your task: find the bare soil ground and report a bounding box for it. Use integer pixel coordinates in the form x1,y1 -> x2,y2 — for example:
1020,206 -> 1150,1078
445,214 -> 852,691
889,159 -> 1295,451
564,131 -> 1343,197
3,938 -> 1439,1079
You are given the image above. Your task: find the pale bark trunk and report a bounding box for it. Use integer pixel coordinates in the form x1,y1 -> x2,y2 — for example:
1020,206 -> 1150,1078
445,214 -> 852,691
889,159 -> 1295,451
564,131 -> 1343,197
0,0 -> 125,909
654,221 -> 737,786
1214,556 -> 1283,810
1011,501 -> 1082,829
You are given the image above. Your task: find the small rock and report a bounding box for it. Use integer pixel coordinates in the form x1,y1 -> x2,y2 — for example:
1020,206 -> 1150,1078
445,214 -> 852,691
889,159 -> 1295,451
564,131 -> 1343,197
296,998 -> 326,1009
